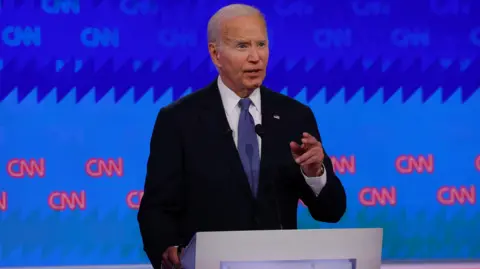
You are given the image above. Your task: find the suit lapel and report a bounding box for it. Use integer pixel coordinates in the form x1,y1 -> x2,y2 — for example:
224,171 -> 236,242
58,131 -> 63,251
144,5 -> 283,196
258,87 -> 280,192
199,80 -> 255,200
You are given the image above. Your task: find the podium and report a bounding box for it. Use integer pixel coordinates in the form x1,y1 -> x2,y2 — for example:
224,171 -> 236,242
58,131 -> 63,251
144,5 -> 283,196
180,228 -> 383,269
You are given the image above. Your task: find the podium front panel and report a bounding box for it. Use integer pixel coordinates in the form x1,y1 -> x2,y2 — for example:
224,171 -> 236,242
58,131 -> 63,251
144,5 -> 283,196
194,229 -> 382,269
220,259 -> 355,269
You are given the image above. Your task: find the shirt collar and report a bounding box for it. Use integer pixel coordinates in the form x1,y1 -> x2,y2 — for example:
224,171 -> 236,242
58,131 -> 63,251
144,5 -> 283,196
217,76 -> 261,116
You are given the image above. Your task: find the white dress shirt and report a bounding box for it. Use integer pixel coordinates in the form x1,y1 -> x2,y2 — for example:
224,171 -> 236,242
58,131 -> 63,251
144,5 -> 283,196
217,76 -> 327,196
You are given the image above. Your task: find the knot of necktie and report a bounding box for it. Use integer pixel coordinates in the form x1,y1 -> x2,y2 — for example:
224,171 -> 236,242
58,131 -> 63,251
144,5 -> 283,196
238,98 -> 252,111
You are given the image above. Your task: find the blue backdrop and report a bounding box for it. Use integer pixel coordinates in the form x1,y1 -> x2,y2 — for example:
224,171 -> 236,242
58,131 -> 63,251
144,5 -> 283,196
0,0 -> 479,267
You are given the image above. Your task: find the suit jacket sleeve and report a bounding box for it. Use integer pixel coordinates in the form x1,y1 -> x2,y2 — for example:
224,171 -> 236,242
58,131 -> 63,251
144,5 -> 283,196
137,106 -> 185,268
297,106 -> 347,223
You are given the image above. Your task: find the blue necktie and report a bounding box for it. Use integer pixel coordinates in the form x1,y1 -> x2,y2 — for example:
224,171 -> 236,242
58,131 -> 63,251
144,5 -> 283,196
237,98 -> 260,197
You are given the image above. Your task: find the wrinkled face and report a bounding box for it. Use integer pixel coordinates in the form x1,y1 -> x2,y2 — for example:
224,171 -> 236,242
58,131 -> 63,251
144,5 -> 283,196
209,14 -> 269,93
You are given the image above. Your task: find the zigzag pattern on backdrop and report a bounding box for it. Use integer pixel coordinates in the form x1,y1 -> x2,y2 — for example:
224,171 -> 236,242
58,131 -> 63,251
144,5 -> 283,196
1,57 -> 479,104
1,207 -> 479,262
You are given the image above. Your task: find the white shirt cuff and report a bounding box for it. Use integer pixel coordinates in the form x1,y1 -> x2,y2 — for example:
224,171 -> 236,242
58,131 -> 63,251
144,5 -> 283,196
301,164 -> 327,196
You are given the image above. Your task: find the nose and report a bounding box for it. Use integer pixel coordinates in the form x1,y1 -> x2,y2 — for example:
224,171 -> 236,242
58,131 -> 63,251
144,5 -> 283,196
247,47 -> 260,62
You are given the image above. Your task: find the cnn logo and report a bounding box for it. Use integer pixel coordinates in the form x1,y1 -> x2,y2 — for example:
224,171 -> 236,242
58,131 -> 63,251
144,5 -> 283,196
437,186 -> 476,205
359,187 -> 396,206
48,191 -> 87,211
6,158 -> 45,178
85,157 -> 124,177
396,154 -> 434,174
127,190 -> 144,209
0,192 -> 7,211
331,155 -> 356,174
475,155 -> 480,171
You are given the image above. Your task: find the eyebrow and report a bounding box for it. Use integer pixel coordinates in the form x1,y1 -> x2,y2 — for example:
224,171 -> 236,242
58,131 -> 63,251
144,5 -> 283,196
232,39 -> 267,43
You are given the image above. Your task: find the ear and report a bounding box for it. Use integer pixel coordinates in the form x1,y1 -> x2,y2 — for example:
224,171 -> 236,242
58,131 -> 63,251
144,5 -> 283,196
208,42 -> 221,68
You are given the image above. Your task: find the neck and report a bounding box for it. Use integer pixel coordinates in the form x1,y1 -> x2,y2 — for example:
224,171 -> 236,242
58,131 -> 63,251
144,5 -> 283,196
235,89 -> 252,98
219,74 -> 254,98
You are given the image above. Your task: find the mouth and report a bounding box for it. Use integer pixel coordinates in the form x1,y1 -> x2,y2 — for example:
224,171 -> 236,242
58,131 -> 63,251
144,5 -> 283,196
245,69 -> 262,74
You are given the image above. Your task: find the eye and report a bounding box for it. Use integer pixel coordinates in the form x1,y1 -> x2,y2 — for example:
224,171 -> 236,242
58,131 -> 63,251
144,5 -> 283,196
237,43 -> 248,49
258,41 -> 266,47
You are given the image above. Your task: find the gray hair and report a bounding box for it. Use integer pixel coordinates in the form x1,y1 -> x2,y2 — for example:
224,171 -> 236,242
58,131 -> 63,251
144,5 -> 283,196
207,4 -> 266,44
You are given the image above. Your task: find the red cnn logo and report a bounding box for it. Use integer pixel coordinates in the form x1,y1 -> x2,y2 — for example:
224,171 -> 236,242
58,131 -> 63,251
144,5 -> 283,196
48,191 -> 87,211
127,190 -> 144,209
437,186 -> 476,205
6,158 -> 45,178
359,187 -> 397,206
395,154 -> 434,174
475,155 -> 480,171
331,155 -> 356,174
0,192 -> 7,211
85,158 -> 124,177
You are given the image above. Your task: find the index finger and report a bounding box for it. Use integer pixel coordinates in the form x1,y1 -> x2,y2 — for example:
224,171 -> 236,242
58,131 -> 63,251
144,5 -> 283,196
302,133 -> 320,145
303,132 -> 315,139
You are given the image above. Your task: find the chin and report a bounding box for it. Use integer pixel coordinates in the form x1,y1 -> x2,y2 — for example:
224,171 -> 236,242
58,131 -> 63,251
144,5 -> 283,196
245,78 -> 264,89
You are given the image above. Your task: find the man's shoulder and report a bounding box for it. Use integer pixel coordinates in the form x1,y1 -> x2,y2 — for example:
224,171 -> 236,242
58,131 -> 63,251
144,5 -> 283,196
262,85 -> 310,113
160,85 -> 211,114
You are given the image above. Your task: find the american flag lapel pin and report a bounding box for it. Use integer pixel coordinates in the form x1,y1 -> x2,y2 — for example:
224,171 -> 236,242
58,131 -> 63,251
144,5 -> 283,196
273,114 -> 280,120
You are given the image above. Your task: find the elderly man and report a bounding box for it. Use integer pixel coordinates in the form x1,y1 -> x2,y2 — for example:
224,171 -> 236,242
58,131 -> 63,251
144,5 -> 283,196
138,4 -> 347,269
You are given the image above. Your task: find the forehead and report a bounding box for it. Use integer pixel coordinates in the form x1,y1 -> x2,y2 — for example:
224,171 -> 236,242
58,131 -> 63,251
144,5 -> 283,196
222,15 -> 267,41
